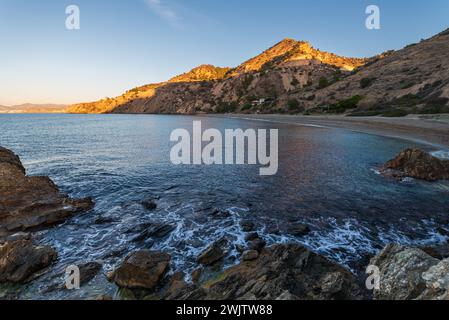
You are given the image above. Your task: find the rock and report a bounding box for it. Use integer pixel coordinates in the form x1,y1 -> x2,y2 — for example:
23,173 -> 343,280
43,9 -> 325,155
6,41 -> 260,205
78,262 -> 103,285
141,200 -> 157,210
240,220 -> 256,232
287,223 -> 311,237
93,215 -> 116,225
235,244 -> 245,254
241,250 -> 259,261
111,250 -> 171,290
248,238 -> 266,252
197,239 -> 228,266
385,148 -> 449,181
202,244 -> 363,300
95,295 -> 113,301
369,244 -> 440,300
276,291 -> 299,300
0,147 -> 94,235
209,209 -> 231,219
418,258 -> 449,300
0,240 -> 57,283
132,223 -> 176,243
3,232 -> 31,243
420,244 -> 449,260
191,268 -> 203,284
437,227 -> 449,237
244,232 -> 259,242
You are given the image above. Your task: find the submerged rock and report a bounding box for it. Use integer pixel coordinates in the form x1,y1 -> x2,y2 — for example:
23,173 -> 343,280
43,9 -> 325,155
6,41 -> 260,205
197,239 -> 228,266
384,148 -> 449,181
78,261 -> 103,286
0,147 -> 94,235
287,223 -> 311,237
131,223 -> 176,243
0,240 -> 57,283
111,250 -> 171,290
141,200 -> 157,210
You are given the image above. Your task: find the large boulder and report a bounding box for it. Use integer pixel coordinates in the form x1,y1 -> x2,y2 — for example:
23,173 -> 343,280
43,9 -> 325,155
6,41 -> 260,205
369,244 -> 441,300
385,148 -> 449,181
0,240 -> 57,283
111,250 -> 171,290
201,244 -> 363,300
0,147 -> 94,236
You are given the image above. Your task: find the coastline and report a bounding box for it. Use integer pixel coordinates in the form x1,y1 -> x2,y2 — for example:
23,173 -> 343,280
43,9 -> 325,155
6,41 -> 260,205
213,114 -> 449,150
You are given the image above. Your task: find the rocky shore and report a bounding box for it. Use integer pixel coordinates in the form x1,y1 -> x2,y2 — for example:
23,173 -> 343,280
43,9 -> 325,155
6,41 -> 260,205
1,146 -> 448,300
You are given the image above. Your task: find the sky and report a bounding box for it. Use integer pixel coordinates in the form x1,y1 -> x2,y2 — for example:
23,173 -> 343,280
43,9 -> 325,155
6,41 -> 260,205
0,0 -> 448,106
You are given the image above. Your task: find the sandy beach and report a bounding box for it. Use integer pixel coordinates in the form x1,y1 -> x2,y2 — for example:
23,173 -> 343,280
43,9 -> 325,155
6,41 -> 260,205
215,114 -> 449,150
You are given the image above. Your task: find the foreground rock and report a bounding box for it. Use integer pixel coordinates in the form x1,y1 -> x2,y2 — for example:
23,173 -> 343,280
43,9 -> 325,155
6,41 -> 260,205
384,148 -> 449,181
0,240 -> 57,283
111,250 -> 171,290
197,239 -> 228,266
370,244 -> 449,300
170,244 -> 363,300
0,147 -> 94,236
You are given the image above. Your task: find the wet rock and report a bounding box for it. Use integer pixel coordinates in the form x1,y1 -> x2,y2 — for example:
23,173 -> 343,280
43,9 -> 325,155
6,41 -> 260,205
384,148 -> 449,181
111,250 -> 171,290
191,268 -> 203,284
437,227 -> 449,237
0,240 -> 57,283
248,238 -> 266,252
287,223 -> 311,237
210,209 -> 231,219
0,147 -> 94,235
197,239 -> 228,266
78,262 -> 103,285
235,244 -> 245,254
240,220 -> 256,232
132,223 -> 176,243
202,244 -> 363,300
93,215 -> 117,225
420,244 -> 449,260
241,250 -> 259,261
3,232 -> 31,243
141,200 -> 157,210
244,232 -> 259,242
370,244 -> 440,300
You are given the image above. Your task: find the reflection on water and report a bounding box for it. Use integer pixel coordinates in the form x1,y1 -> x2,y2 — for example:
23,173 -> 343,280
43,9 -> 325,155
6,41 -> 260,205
0,114 -> 448,299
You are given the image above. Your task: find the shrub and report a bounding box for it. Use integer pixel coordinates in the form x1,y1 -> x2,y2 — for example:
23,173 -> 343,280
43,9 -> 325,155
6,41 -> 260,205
241,103 -> 253,111
329,95 -> 364,113
216,102 -> 238,113
360,77 -> 376,89
347,110 -> 383,117
382,109 -> 409,117
287,99 -> 304,112
318,77 -> 330,89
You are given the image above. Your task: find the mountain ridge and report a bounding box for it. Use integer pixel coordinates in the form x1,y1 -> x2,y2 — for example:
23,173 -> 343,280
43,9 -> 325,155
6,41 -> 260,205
68,29 -> 449,115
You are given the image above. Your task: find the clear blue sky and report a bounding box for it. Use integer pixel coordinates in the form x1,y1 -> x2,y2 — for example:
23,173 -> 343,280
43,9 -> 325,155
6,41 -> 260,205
0,0 -> 448,105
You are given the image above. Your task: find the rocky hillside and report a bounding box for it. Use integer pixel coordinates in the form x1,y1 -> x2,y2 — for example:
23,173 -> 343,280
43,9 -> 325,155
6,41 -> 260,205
68,29 -> 449,115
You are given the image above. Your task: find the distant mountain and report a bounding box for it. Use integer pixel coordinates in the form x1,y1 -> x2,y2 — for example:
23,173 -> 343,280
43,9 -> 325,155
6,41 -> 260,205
68,29 -> 449,115
0,104 -> 68,114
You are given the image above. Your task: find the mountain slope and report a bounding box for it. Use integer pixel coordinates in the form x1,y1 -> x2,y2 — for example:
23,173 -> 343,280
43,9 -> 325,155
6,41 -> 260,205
294,29 -> 449,115
68,39 -> 369,114
68,29 -> 449,115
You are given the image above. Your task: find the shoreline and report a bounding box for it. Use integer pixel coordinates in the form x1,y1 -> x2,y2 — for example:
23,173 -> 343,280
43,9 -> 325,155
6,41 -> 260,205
210,114 -> 449,150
